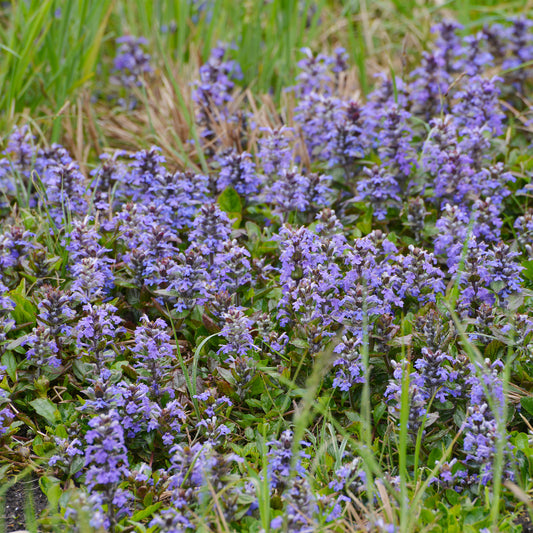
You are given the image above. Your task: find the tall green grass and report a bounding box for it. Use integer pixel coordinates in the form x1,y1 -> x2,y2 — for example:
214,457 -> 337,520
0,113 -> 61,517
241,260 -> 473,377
115,0 -> 327,98
0,0 -> 113,119
1,0 -> 530,132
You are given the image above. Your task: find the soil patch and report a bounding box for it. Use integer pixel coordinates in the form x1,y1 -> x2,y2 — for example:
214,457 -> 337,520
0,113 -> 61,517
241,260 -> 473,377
517,512 -> 533,533
1,475 -> 48,532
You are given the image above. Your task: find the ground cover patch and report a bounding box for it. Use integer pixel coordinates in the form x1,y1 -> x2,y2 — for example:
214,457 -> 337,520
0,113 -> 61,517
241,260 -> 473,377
2,2 -> 533,532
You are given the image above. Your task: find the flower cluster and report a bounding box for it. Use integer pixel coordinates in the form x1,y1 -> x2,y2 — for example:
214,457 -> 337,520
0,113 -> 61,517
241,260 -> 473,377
2,13 -> 533,532
113,36 -> 153,89
132,315 -> 175,397
83,410 -> 133,529
192,44 -> 243,139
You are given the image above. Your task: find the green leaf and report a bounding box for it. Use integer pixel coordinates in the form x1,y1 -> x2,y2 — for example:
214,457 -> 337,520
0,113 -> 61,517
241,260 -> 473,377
484,339 -> 504,358
39,476 -> 61,508
245,221 -> 261,241
419,508 -> 438,526
521,397 -> 533,417
245,398 -> 264,410
30,398 -> 59,425
122,364 -> 138,380
129,502 -> 163,522
506,291 -> 524,311
13,410 -> 38,432
217,186 -> 242,227
1,352 -> 17,381
513,432 -> 530,452
7,279 -> 36,325
143,492 -> 154,507
373,401 -> 387,424
521,260 -> 533,281
114,278 -> 139,289
54,424 -> 68,439
217,366 -> 235,385
390,334 -> 412,347
6,334 -> 29,351
73,359 -> 89,381
453,407 -> 465,427
289,338 -> 309,349
69,456 -> 85,476
258,241 -> 278,253
0,464 -> 10,486
356,206 -> 373,234
445,489 -> 460,505
464,507 -> 488,526
427,446 -> 442,468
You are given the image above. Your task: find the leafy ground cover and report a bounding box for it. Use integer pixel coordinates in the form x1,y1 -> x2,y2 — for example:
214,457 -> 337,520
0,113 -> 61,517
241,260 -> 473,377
2,1 -> 533,532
